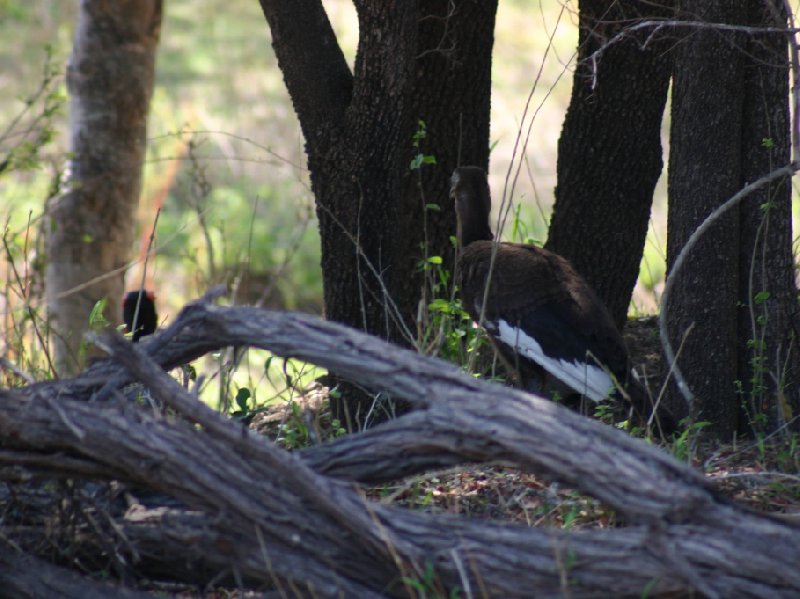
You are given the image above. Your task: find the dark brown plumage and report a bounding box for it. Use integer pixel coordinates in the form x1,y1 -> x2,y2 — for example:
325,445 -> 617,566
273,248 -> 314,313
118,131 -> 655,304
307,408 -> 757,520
123,290 -> 158,342
451,166 -> 674,432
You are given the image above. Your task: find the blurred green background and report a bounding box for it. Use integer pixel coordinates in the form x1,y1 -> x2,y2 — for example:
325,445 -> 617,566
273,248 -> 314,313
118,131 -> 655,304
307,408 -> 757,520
1,0 -> 703,328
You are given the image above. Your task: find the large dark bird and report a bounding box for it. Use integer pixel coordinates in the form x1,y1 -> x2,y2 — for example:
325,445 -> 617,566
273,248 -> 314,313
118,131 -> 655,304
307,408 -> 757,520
451,166 -> 672,431
122,290 -> 158,342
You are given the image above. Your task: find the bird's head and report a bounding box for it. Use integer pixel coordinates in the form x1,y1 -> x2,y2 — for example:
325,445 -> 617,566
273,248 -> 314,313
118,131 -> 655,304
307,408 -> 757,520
122,289 -> 158,342
450,166 -> 494,246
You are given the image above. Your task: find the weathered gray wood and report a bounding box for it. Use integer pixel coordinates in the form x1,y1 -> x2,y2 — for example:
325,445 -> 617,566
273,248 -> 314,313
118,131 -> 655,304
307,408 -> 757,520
4,302 -> 800,598
0,542 -> 157,599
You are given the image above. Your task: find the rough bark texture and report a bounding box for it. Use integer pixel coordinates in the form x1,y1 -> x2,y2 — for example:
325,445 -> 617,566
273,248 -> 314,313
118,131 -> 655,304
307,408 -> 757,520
548,0 -> 674,327
667,0 -> 799,437
667,1 -> 744,437
0,544 -> 156,599
736,0 -> 800,433
45,0 -> 162,375
257,1 -> 497,424
3,299 -> 799,598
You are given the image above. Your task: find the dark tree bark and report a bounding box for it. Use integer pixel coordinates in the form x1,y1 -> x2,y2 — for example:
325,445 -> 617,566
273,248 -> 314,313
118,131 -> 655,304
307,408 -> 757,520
45,0 -> 162,375
667,0 -> 800,437
736,0 -> 800,434
257,1 -> 497,424
667,1 -> 745,436
547,0 -> 674,327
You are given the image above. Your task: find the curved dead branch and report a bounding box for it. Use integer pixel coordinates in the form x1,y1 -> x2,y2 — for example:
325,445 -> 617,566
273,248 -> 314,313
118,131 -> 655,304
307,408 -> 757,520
2,300 -> 799,597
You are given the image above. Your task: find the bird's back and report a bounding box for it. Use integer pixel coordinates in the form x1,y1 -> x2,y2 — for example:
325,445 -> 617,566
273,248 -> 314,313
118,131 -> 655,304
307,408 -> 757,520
457,240 -> 628,381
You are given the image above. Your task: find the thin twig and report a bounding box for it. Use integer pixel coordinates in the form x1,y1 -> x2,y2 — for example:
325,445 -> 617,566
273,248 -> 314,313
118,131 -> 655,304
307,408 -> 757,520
469,3 -> 572,375
130,208 -> 161,337
588,18 -> 800,89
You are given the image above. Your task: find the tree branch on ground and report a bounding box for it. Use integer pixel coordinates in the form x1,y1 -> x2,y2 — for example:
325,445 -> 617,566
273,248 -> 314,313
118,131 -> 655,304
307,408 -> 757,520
2,295 -> 799,597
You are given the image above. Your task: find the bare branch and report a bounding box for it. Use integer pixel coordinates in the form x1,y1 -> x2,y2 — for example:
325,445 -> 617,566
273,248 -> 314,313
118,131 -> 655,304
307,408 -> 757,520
3,306 -> 800,596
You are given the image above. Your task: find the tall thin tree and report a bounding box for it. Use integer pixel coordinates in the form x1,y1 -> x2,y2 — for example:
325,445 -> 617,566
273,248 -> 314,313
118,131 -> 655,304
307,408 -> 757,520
46,0 -> 162,374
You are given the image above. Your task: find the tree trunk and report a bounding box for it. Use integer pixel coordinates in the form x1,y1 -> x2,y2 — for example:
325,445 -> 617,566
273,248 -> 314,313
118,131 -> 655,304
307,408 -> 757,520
258,1 -> 497,424
667,0 -> 800,437
547,0 -> 674,327
3,303 -> 800,598
736,0 -> 800,434
45,0 -> 162,375
667,1 -> 744,437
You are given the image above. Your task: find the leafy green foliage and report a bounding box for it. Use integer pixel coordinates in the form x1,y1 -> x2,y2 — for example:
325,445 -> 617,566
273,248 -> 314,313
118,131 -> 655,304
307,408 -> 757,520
671,420 -> 711,462
87,298 -> 110,331
509,203 -> 542,246
416,250 -> 486,370
1,45 -> 64,175
231,387 -> 253,421
277,401 -> 310,449
410,119 -> 437,171
0,49 -> 65,385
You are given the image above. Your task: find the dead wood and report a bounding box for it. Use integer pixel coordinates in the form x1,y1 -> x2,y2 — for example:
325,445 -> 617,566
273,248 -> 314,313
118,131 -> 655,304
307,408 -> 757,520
0,540 -> 157,599
1,298 -> 799,598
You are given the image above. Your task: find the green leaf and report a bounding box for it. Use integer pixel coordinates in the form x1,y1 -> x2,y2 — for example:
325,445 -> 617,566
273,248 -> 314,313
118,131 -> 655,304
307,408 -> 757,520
409,153 -> 437,170
425,203 -> 441,211
426,255 -> 442,265
753,291 -> 771,304
88,298 -> 108,329
412,120 -> 428,145
235,387 -> 251,411
428,298 -> 451,312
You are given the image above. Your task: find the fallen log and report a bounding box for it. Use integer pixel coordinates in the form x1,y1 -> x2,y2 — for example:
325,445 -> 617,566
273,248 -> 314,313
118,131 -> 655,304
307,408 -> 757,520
1,300 -> 798,597
0,541 -> 157,599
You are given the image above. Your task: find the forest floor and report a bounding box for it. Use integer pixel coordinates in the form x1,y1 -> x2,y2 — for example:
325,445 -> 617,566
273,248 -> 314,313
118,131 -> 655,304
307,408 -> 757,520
248,316 -> 800,532
359,444 -> 800,529
251,411 -> 800,533
5,316 -> 797,598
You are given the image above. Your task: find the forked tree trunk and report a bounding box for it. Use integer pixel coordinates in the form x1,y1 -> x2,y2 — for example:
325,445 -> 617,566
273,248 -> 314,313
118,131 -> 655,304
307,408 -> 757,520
547,0 -> 674,327
45,0 -> 162,375
258,1 -> 497,424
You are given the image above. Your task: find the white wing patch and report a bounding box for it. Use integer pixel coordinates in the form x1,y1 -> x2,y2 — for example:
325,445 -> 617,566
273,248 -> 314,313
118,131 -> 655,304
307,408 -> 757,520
496,319 -> 614,402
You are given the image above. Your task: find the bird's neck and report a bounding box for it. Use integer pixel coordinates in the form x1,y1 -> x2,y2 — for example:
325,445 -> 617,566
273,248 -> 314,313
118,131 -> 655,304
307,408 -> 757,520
458,216 -> 494,247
